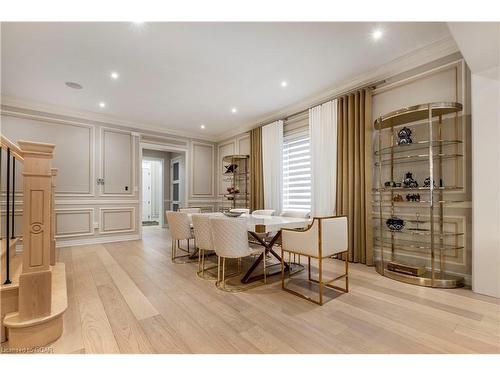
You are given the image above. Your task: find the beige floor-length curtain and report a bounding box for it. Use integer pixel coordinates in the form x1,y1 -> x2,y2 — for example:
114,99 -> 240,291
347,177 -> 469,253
250,127 -> 264,211
336,88 -> 373,265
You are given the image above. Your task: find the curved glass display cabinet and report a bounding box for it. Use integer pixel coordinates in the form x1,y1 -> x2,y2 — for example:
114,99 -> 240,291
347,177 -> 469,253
220,154 -> 250,211
373,102 -> 465,288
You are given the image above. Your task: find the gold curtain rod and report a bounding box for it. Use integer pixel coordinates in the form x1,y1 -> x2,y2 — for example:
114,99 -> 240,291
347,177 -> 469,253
255,79 -> 386,126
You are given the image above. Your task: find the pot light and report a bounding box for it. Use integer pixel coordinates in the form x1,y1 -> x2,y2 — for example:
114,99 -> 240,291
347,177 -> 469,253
372,29 -> 383,41
200,124 -> 206,129
110,71 -> 119,80
65,81 -> 83,90
99,102 -> 106,108
231,108 -> 237,114
281,81 -> 288,87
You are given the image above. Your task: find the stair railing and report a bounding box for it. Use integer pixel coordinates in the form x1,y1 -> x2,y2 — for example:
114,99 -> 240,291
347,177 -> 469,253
1,136 -> 24,285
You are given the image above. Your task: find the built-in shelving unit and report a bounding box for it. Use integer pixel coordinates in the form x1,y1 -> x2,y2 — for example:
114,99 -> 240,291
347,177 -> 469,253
373,102 -> 465,288
220,154 -> 250,211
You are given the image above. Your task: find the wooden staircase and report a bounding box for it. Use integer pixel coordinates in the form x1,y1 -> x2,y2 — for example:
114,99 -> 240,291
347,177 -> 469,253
1,137 -> 67,349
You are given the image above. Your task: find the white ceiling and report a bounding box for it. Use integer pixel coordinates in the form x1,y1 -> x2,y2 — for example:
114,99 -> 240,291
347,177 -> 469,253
1,22 -> 451,139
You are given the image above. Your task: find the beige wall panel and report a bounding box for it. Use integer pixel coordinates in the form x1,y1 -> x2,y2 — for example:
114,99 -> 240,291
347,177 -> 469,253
100,208 -> 135,234
191,142 -> 214,196
102,129 -> 133,195
55,209 -> 93,237
1,116 -> 93,195
237,135 -> 250,156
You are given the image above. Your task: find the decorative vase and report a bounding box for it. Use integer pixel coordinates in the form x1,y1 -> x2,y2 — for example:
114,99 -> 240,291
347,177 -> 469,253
423,176 -> 436,188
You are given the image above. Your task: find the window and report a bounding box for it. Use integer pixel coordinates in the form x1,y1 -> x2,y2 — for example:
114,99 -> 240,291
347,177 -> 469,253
282,126 -> 311,212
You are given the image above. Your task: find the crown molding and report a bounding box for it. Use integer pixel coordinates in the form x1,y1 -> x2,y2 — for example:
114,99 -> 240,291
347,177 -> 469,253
214,35 -> 460,142
0,96 -> 217,142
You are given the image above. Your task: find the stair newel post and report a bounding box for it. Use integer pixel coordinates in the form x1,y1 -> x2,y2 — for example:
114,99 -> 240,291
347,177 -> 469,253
50,168 -> 58,266
17,140 -> 55,320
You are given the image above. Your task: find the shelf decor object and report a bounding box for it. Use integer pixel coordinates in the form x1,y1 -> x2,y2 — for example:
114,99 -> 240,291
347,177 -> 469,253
221,154 -> 250,211
373,102 -> 465,288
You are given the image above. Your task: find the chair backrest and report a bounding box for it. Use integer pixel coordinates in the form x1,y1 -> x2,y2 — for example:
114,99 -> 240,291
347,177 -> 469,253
191,214 -> 213,251
178,207 -> 202,214
280,210 -> 310,218
165,211 -> 192,240
320,216 -> 348,257
229,208 -> 250,214
252,209 -> 275,216
209,217 -> 250,258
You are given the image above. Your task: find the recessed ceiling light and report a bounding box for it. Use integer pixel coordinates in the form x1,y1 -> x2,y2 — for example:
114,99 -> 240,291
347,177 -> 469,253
281,81 -> 288,87
132,21 -> 145,25
110,71 -> 119,80
99,102 -> 106,108
65,81 -> 83,90
200,124 -> 206,129
231,108 -> 237,114
372,29 -> 383,41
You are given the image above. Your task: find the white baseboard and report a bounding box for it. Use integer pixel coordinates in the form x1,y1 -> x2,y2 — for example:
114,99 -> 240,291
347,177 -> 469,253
56,234 -> 141,248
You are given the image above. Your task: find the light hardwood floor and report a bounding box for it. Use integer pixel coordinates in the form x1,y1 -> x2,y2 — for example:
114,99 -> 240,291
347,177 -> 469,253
45,226 -> 499,354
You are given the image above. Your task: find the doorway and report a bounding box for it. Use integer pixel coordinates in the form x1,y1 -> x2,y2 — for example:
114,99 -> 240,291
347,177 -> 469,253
141,158 -> 163,227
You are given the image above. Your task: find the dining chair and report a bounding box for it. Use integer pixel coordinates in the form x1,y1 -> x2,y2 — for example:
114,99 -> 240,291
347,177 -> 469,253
281,216 -> 349,305
191,214 -> 217,279
229,208 -> 250,214
178,207 -> 202,214
209,216 -> 266,292
252,209 -> 275,216
165,211 -> 196,262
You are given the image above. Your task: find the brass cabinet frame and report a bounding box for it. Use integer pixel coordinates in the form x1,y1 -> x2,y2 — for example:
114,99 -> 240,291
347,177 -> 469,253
280,216 -> 349,305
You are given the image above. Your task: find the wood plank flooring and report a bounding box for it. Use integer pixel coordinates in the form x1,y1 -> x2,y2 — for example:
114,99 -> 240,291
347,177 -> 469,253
48,226 -> 500,354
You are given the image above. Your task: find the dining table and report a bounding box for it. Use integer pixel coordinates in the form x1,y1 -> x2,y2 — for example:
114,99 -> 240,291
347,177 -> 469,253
188,212 -> 311,283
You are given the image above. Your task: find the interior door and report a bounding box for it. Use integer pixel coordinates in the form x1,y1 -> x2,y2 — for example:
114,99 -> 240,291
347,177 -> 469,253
171,158 -> 180,211
142,164 -> 152,221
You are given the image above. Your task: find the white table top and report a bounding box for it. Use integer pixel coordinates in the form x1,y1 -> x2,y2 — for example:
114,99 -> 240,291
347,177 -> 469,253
188,213 -> 311,233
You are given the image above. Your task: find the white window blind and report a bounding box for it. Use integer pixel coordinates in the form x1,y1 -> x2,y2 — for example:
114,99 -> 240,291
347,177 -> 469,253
282,126 -> 311,212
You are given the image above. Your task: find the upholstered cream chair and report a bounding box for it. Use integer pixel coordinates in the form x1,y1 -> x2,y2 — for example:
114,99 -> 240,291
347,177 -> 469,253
252,209 -> 275,216
281,216 -> 349,305
165,211 -> 195,262
229,208 -> 250,214
191,214 -> 217,279
178,207 -> 202,214
209,216 -> 266,292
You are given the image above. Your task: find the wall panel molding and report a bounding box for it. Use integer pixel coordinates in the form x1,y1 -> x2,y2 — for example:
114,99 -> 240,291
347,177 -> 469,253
99,207 -> 136,234
55,208 -> 94,238
190,141 -> 215,198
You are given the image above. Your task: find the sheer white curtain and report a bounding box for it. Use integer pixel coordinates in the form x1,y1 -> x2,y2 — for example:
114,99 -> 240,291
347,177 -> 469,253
262,120 -> 283,213
309,100 -> 337,216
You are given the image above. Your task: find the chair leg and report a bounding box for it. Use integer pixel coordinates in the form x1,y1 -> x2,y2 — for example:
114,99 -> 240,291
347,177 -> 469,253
263,252 -> 267,284
198,246 -> 202,272
318,257 -> 323,306
217,256 -> 221,284
345,251 -> 349,292
222,257 -> 226,289
201,249 -> 205,276
308,256 -> 311,280
281,248 -> 285,290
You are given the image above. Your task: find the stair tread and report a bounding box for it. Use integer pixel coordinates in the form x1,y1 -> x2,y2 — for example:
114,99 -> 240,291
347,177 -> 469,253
4,262 -> 67,328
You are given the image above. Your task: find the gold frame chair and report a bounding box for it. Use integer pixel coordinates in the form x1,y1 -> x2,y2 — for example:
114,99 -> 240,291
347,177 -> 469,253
281,215 -> 349,305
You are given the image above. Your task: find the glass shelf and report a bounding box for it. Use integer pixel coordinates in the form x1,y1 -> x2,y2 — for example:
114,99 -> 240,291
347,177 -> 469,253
375,140 -> 462,156
373,186 -> 463,193
374,237 -> 464,251
375,153 -> 463,166
376,227 -> 464,237
372,199 -> 466,205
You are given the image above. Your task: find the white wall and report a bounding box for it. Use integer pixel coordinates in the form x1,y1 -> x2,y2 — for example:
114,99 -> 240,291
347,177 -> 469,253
448,22 -> 500,297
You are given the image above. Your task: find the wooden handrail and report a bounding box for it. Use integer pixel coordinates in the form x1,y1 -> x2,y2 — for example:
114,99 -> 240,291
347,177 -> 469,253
1,135 -> 24,162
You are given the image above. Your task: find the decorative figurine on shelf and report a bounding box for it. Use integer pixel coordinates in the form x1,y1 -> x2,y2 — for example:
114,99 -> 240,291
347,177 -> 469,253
386,217 -> 405,231
424,176 -> 436,188
224,164 -> 238,174
403,172 -> 418,188
393,194 -> 404,202
406,193 -> 421,202
397,126 -> 413,145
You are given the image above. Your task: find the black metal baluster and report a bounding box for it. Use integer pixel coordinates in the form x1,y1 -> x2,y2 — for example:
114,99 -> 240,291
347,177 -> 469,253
4,148 -> 11,284
11,156 -> 15,239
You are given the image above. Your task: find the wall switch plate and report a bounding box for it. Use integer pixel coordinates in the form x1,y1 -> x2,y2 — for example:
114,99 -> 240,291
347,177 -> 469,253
93,222 -> 99,229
